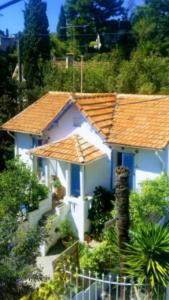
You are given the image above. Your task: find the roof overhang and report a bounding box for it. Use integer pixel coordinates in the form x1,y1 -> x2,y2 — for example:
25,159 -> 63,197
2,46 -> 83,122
105,141 -> 165,152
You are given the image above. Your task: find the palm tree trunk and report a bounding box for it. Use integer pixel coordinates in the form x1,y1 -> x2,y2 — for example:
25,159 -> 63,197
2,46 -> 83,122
115,166 -> 130,299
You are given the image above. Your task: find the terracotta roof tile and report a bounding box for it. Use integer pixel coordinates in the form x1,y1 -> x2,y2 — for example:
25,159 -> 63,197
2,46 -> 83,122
74,94 -> 116,139
107,94 -> 169,149
1,92 -> 71,135
3,90 -> 169,150
30,134 -> 105,164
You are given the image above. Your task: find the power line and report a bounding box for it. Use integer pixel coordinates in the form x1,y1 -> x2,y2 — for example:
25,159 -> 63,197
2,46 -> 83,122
0,0 -> 23,10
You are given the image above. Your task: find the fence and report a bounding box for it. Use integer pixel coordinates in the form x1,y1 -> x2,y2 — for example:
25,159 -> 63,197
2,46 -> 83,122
63,267 -> 167,300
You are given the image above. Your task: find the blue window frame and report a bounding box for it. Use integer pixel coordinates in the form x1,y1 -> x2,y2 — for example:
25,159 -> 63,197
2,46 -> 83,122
71,164 -> 80,197
117,152 -> 134,189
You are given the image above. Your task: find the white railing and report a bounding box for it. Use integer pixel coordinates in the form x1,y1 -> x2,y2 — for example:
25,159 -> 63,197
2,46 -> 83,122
63,268 -> 167,300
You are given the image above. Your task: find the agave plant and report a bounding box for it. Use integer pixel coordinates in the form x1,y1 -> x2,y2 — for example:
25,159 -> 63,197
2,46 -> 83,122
124,223 -> 169,288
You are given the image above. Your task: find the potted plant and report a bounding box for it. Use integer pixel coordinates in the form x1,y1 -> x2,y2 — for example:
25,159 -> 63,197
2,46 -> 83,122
59,219 -> 75,248
51,176 -> 65,204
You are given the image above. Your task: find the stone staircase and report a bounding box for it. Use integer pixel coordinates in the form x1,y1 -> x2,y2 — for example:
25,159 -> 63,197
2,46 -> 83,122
36,255 -> 59,279
38,201 -> 69,256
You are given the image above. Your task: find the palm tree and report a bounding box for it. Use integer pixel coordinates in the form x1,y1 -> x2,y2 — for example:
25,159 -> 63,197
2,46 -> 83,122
124,223 -> 169,289
115,166 -> 130,274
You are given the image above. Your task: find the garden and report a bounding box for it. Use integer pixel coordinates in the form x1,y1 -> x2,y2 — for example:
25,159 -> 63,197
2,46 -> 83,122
1,159 -> 169,299
19,168 -> 169,299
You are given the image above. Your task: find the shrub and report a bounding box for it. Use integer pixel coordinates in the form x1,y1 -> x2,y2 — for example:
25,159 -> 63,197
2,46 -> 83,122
130,174 -> 169,229
88,186 -> 114,238
80,226 -> 119,274
0,158 -> 48,216
124,224 -> 169,288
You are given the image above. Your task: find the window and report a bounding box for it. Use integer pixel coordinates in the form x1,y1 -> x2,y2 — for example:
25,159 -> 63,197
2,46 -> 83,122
117,152 -> 134,189
71,164 -> 80,197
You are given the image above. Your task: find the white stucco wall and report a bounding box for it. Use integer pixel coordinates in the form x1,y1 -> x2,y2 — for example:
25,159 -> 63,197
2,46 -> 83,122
48,104 -> 111,156
48,159 -> 67,188
112,146 -> 167,190
85,157 -> 111,195
135,148 -> 167,189
15,132 -> 33,167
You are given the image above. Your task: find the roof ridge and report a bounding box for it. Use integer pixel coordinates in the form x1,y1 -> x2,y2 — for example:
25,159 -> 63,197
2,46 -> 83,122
48,91 -> 71,95
73,93 -> 115,99
74,135 -> 85,163
106,94 -> 119,140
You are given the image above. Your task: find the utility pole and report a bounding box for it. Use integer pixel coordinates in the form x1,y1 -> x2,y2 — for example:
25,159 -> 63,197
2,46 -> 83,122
80,55 -> 83,93
17,32 -> 22,83
61,24 -> 88,92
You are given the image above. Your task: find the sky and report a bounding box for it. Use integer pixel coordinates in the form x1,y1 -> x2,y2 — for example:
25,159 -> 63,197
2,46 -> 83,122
0,0 -> 143,35
0,0 -> 64,34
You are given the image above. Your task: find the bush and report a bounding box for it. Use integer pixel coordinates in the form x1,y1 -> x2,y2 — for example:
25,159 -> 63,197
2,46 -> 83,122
0,158 -> 48,216
80,226 -> 119,274
88,186 -> 114,238
130,174 -> 169,229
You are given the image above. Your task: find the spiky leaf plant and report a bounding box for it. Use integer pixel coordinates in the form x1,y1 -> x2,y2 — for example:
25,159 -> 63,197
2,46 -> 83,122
124,224 -> 169,288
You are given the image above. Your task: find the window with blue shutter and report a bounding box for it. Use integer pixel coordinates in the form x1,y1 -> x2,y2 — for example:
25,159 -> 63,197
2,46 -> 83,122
117,152 -> 134,189
71,164 -> 80,197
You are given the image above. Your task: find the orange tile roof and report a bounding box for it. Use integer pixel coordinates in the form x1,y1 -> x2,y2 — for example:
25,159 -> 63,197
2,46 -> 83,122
1,92 -> 71,135
2,91 -> 169,150
30,134 -> 105,164
74,93 -> 116,139
107,94 -> 169,149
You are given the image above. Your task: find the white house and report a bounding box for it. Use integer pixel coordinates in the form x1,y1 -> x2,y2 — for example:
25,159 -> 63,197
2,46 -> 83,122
2,92 -> 169,241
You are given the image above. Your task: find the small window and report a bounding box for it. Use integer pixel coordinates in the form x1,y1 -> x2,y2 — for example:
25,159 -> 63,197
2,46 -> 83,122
117,152 -> 122,166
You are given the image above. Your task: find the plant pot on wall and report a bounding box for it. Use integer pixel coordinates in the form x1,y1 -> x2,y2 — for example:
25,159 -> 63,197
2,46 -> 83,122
51,176 -> 65,207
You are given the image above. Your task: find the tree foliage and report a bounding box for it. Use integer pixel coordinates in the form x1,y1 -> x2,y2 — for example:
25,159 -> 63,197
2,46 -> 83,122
22,0 -> 50,90
80,226 -> 120,273
0,51 -> 19,171
0,158 -> 48,217
132,0 -> 169,56
0,215 -> 43,300
57,5 -> 67,41
129,174 -> 169,229
88,186 -> 114,238
0,158 -> 47,299
64,0 -> 126,51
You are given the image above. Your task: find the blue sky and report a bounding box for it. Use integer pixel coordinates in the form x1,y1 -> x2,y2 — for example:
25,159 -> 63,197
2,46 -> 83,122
0,0 -> 143,35
0,0 -> 64,34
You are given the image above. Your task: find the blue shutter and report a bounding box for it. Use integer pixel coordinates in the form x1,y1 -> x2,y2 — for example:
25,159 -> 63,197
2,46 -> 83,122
41,158 -> 45,176
32,137 -> 38,148
71,164 -> 80,197
122,153 -> 134,189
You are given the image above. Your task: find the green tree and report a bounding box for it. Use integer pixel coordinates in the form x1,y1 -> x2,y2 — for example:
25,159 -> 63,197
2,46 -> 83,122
0,50 -> 19,171
50,34 -> 67,59
132,0 -> 169,56
117,51 -> 169,94
125,224 -> 169,289
57,5 -> 67,41
0,158 -> 48,217
0,158 -> 48,299
22,0 -> 50,90
64,0 -> 125,52
88,186 -> 114,238
0,215 -> 43,300
129,174 -> 169,229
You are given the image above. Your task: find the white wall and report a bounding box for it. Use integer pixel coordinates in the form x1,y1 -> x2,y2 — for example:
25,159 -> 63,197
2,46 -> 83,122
48,159 -> 67,188
134,149 -> 167,189
85,157 -> 111,195
112,147 -> 167,190
48,104 -> 111,156
15,132 -> 33,167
